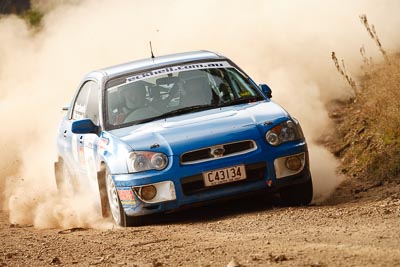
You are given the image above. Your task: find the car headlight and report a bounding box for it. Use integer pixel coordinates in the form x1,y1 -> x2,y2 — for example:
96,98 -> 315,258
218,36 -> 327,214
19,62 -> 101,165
265,119 -> 304,146
127,151 -> 168,173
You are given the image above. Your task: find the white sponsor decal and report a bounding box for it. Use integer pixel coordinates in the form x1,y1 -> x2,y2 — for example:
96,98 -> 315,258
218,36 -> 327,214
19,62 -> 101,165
125,61 -> 232,83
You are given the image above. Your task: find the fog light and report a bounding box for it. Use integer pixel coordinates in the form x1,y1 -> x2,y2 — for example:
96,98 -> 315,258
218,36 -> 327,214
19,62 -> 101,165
274,152 -> 306,179
133,181 -> 176,204
140,185 -> 157,201
285,156 -> 302,171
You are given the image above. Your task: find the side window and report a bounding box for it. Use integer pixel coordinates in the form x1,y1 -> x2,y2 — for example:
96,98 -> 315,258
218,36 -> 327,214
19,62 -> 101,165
86,82 -> 100,124
72,82 -> 91,120
71,81 -> 99,124
226,69 -> 257,98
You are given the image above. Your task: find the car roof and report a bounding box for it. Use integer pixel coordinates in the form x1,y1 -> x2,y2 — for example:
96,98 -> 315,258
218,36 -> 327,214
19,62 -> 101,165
90,50 -> 226,81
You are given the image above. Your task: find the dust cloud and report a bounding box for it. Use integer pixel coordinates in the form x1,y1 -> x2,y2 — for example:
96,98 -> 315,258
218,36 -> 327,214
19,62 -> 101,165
1,0 -> 399,228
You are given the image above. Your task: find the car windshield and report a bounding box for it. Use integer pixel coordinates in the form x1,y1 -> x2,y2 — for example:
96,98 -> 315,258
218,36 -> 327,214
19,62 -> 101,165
105,61 -> 264,129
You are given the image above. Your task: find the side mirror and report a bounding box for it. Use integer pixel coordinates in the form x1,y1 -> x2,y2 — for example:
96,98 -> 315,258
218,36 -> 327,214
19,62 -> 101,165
71,118 -> 98,134
259,83 -> 272,98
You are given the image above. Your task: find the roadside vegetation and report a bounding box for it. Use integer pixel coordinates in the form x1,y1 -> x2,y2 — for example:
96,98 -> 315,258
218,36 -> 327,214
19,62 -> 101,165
0,1 -> 43,28
330,54 -> 400,182
21,8 -> 43,28
329,15 -> 400,185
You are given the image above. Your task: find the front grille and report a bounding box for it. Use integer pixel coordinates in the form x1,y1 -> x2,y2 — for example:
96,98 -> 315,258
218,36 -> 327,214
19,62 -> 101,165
180,140 -> 257,165
181,162 -> 266,196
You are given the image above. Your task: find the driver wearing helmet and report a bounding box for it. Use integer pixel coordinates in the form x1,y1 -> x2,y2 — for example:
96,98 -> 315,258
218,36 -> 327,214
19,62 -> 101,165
120,82 -> 160,123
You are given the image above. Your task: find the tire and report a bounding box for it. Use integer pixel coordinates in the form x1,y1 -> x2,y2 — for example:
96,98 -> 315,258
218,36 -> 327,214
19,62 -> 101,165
104,168 -> 142,227
280,177 -> 313,206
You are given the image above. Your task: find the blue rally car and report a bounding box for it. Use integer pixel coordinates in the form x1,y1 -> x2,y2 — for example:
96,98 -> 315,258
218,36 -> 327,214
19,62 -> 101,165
55,50 -> 313,226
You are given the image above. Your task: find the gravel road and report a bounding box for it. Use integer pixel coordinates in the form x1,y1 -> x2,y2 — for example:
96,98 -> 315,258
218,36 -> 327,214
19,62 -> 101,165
1,180 -> 400,267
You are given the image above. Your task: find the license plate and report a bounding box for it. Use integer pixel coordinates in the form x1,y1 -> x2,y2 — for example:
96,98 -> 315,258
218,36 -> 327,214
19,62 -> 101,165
203,165 -> 246,187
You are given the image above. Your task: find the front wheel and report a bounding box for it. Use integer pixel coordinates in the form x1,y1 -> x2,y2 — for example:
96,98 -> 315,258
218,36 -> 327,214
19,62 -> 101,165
104,168 -> 142,227
280,177 -> 313,206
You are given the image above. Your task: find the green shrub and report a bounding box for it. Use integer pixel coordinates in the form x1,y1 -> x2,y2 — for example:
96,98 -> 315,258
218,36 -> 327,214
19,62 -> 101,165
21,9 -> 43,28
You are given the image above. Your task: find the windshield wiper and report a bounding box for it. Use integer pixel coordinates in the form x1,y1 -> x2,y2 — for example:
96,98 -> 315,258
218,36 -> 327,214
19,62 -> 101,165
163,104 -> 219,117
136,104 -> 218,123
116,97 -> 263,127
219,96 -> 264,107
142,97 -> 263,123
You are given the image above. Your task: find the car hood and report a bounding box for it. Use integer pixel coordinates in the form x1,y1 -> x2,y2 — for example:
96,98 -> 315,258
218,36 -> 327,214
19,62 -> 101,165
110,101 -> 289,156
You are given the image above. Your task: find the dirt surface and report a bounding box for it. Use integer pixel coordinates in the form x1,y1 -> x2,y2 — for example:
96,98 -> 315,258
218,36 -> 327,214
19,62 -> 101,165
1,179 -> 400,267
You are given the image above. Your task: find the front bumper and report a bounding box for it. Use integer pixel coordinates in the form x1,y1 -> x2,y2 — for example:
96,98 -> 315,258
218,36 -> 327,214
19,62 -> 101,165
113,141 -> 311,217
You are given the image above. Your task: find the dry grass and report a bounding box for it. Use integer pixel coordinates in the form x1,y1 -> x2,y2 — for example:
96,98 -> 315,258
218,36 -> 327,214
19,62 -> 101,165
331,51 -> 359,94
329,53 -> 400,183
328,15 -> 399,184
359,14 -> 389,63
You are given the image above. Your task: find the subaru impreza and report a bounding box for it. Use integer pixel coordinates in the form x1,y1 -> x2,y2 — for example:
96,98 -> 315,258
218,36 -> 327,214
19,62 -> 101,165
55,50 -> 313,226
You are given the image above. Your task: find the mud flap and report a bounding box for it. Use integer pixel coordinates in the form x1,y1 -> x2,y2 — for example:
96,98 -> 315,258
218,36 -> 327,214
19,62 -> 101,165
54,161 -> 63,191
97,169 -> 110,218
